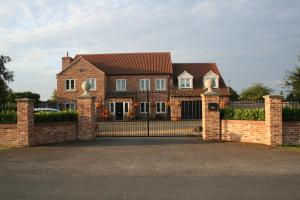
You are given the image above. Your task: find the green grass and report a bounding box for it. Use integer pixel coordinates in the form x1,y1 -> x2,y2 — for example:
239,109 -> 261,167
280,144 -> 300,152
0,146 -> 9,151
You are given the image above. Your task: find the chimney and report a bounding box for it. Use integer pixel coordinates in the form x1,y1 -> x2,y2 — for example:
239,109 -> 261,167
62,52 -> 73,71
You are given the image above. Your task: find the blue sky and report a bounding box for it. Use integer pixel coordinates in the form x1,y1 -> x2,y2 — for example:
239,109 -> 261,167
1,0 -> 300,100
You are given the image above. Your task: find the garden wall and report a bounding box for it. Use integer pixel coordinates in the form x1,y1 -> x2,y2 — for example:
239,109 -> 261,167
34,122 -> 78,145
221,120 -> 268,144
283,121 -> 300,145
0,124 -> 18,146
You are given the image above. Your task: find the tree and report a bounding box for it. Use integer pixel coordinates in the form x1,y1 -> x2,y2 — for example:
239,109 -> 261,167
283,55 -> 300,100
228,86 -> 239,101
47,89 -> 57,102
7,91 -> 41,104
0,55 -> 14,103
239,83 -> 272,101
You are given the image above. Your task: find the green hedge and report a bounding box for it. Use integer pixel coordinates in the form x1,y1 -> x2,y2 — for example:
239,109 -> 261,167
283,107 -> 300,121
0,112 -> 17,124
221,108 -> 265,120
34,111 -> 77,123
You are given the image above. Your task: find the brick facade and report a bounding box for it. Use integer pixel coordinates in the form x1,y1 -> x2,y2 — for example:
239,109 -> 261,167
57,57 -> 106,105
283,121 -> 300,145
201,93 -> 220,141
34,122 -> 77,145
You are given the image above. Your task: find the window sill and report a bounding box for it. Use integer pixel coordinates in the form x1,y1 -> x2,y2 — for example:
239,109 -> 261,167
65,90 -> 76,92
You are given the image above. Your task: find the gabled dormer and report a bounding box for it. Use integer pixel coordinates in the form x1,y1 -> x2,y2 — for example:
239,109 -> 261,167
203,70 -> 219,89
178,70 -> 193,89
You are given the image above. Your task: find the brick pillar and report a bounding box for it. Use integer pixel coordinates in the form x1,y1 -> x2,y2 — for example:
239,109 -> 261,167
16,98 -> 35,147
170,99 -> 181,121
77,96 -> 96,141
201,93 -> 220,141
264,95 -> 283,146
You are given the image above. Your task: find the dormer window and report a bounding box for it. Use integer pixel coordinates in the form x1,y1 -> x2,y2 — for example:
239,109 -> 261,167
203,71 -> 219,89
178,70 -> 193,89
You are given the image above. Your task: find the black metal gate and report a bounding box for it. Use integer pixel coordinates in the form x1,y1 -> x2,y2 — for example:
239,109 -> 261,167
96,90 -> 202,137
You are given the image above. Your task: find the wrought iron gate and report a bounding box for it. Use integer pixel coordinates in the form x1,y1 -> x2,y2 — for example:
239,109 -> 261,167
96,90 -> 202,137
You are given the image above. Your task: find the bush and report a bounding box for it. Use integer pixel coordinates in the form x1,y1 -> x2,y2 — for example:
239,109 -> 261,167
221,108 -> 265,120
0,112 -> 17,123
34,111 -> 77,123
283,107 -> 300,121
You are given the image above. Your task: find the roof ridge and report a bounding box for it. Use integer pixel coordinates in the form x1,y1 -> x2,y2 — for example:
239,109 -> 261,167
76,52 -> 171,57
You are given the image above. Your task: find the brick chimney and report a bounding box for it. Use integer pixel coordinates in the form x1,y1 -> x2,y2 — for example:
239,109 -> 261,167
62,52 -> 73,71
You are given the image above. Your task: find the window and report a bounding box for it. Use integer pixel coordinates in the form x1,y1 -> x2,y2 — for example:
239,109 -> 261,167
180,78 -> 192,88
65,79 -> 75,91
140,102 -> 150,113
156,102 -> 166,113
109,102 -> 115,114
140,79 -> 150,90
124,102 -> 129,113
116,79 -> 126,91
156,79 -> 166,90
65,102 -> 76,110
87,78 -> 96,90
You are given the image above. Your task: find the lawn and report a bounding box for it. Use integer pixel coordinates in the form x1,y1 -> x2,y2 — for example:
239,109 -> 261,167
0,146 -> 9,151
280,144 -> 300,152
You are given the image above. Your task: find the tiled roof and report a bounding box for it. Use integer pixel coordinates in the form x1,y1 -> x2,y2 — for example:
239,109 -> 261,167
170,88 -> 230,97
172,63 -> 227,88
74,52 -> 173,75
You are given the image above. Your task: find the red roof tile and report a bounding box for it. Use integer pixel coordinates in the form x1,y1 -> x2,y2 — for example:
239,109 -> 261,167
74,52 -> 173,75
170,88 -> 230,97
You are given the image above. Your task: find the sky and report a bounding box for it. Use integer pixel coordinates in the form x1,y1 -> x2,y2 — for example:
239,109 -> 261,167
1,0 -> 300,100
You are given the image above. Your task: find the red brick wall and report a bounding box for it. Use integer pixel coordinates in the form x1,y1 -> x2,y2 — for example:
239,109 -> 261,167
221,120 -> 267,144
0,124 -> 18,146
56,57 -> 106,104
34,122 -> 77,145
283,121 -> 300,145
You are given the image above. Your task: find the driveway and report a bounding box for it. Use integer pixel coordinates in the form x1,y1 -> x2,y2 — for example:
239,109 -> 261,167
0,137 -> 299,200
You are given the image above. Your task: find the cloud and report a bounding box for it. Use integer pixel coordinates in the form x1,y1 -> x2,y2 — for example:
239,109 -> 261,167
0,0 -> 300,99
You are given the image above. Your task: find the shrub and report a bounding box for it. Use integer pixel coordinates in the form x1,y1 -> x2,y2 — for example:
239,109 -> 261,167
221,108 -> 265,120
0,111 -> 17,124
34,111 -> 77,123
283,107 -> 300,121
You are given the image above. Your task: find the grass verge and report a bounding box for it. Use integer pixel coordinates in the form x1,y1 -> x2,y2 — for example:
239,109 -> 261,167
280,144 -> 300,152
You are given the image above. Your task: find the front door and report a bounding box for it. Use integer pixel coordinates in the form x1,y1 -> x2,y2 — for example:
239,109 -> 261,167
115,102 -> 123,120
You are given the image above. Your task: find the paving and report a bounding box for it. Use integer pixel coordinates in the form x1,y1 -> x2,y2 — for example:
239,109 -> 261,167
0,137 -> 299,200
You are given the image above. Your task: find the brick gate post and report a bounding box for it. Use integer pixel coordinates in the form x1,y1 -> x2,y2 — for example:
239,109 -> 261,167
264,95 -> 283,146
16,98 -> 35,147
77,81 -> 96,141
201,93 -> 220,141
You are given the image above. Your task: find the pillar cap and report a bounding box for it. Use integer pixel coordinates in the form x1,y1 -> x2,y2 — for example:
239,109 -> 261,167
16,98 -> 34,102
263,95 -> 284,100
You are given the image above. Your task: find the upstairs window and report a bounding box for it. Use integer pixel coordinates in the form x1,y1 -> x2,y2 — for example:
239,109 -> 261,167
156,79 -> 166,90
140,79 -> 150,91
116,79 -> 126,91
180,78 -> 192,88
65,79 -> 75,91
87,78 -> 96,90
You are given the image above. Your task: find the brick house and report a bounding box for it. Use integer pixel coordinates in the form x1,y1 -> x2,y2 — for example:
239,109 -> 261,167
56,52 -> 230,120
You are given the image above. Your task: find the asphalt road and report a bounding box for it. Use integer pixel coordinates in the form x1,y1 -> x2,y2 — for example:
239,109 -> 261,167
0,137 -> 299,200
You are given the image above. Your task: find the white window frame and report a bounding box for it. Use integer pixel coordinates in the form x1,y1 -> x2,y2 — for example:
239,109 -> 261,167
178,70 -> 193,89
140,102 -> 150,113
109,102 -> 115,114
179,78 -> 192,89
139,79 -> 150,91
65,79 -> 76,91
155,79 -> 166,91
156,101 -> 166,113
123,102 -> 129,113
87,78 -> 96,90
116,79 -> 126,91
